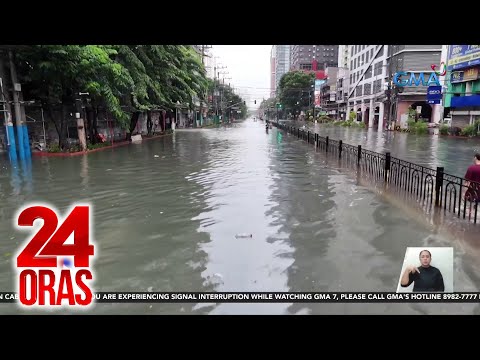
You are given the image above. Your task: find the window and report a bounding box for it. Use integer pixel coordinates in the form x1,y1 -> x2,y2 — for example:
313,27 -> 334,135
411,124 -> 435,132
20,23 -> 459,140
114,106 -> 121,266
376,46 -> 384,57
354,58 -> 357,68
300,63 -> 312,70
364,66 -> 372,79
350,74 -> 353,84
366,51 -> 370,62
373,79 -> 382,93
362,54 -> 364,64
364,83 -> 371,95
370,48 -> 374,58
350,60 -> 353,69
356,85 -> 363,96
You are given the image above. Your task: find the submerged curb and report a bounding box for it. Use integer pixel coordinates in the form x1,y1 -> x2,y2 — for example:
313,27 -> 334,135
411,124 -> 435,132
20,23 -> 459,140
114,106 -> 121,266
32,133 -> 173,157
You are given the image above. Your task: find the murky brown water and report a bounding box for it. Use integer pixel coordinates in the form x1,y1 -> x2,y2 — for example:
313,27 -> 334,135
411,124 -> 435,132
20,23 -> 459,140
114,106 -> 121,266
0,119 -> 479,314
297,120 -> 480,178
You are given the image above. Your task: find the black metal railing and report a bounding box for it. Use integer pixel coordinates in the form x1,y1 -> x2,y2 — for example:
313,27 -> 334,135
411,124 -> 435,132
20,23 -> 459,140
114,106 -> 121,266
270,120 -> 480,224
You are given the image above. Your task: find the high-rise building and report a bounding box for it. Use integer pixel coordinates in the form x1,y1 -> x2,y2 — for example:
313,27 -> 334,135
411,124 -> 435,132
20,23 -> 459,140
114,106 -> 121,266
345,44 -> 442,130
290,45 -> 338,70
345,45 -> 389,130
335,45 -> 351,120
274,45 -> 290,91
270,46 -> 276,98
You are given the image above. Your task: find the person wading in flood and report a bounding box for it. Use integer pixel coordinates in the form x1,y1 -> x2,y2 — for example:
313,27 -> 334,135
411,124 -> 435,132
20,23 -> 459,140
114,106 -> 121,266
400,250 -> 445,292
463,153 -> 480,215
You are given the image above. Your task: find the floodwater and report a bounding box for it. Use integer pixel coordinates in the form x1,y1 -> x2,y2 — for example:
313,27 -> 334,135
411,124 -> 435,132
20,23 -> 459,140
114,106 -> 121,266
0,119 -> 479,315
297,120 -> 480,178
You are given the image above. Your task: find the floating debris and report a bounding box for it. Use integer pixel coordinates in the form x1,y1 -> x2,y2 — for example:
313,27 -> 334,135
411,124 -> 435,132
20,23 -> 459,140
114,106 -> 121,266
235,233 -> 252,238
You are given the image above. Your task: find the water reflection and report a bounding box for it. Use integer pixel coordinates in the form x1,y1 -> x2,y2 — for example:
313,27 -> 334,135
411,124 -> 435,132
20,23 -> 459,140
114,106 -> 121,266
0,120 -> 479,314
307,123 -> 480,177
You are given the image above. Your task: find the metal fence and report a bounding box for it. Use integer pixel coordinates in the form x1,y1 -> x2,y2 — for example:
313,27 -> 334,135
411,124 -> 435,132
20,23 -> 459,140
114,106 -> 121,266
272,121 -> 480,224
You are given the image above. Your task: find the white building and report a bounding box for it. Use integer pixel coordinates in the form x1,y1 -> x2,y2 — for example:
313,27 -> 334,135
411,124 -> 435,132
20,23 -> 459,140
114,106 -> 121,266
204,48 -> 215,79
335,45 -> 350,119
346,45 -> 390,131
270,46 -> 276,98
275,45 -> 290,89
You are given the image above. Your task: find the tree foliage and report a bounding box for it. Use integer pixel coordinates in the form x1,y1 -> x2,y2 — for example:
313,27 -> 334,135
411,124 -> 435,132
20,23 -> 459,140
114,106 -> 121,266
278,71 -> 315,115
8,45 -> 212,146
259,97 -> 277,110
207,79 -> 247,119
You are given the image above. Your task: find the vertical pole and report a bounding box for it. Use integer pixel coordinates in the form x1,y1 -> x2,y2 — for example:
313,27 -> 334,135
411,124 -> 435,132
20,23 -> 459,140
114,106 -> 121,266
41,107 -> 46,150
0,72 -> 17,161
384,152 -> 391,183
435,166 -> 444,207
199,45 -> 205,127
9,50 -> 25,160
75,97 -> 87,151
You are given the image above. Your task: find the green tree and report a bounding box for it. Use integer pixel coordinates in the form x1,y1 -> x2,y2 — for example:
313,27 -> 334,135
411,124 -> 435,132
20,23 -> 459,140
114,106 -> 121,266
207,79 -> 247,120
13,45 -> 209,149
278,71 -> 315,119
259,97 -> 277,120
15,45 -> 133,149
115,45 -> 208,135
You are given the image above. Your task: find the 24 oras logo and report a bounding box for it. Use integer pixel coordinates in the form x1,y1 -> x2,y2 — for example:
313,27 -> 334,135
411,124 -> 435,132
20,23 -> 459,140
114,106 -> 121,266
13,203 -> 96,309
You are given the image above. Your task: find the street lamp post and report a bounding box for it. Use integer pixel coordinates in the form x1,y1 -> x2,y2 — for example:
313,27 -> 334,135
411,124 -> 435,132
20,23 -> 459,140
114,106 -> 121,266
310,84 -> 315,119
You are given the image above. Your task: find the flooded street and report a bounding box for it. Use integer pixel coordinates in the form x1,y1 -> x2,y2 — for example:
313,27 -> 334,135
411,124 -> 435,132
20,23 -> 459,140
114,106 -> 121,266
0,119 -> 479,315
299,121 -> 480,178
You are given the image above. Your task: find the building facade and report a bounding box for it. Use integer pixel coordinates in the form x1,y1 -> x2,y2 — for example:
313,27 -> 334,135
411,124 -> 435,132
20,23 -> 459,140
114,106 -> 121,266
290,45 -> 338,71
444,45 -> 480,129
274,45 -> 290,92
387,45 -> 443,127
270,46 -> 276,98
335,45 -> 350,119
321,67 -> 339,117
345,45 -> 390,130
343,45 -> 442,130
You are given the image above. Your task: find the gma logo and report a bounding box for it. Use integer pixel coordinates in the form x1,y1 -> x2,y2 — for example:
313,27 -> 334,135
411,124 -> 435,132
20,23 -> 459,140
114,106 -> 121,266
393,71 -> 441,87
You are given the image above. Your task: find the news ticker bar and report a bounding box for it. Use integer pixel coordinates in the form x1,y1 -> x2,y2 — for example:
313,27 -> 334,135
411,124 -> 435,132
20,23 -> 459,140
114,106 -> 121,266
1,292 -> 480,303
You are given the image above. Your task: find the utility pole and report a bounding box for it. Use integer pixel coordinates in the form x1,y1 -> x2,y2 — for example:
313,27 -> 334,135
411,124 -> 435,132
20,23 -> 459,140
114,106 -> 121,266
75,92 -> 88,151
9,50 -> 29,159
197,45 -> 211,127
219,72 -> 229,122
0,54 -> 17,161
216,66 -> 227,123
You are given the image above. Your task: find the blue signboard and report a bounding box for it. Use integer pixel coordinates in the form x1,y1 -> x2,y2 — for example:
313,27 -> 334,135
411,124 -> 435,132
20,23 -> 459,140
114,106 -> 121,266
427,86 -> 442,105
447,45 -> 480,70
450,71 -> 464,83
427,86 -> 442,101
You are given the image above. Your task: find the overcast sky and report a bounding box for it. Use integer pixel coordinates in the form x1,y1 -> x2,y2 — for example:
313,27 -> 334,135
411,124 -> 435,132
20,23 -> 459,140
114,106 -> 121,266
209,45 -> 272,109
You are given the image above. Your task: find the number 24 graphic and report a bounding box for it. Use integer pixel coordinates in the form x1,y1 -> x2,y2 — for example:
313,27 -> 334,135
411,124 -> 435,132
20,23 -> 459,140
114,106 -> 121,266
16,206 -> 94,268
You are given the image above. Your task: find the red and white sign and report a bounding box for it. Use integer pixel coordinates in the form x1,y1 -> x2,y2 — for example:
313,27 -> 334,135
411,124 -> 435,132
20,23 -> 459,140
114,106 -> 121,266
14,203 -> 96,310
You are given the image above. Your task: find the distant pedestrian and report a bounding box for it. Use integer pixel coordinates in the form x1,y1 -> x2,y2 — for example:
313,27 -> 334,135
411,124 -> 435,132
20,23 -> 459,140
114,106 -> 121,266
463,153 -> 480,204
